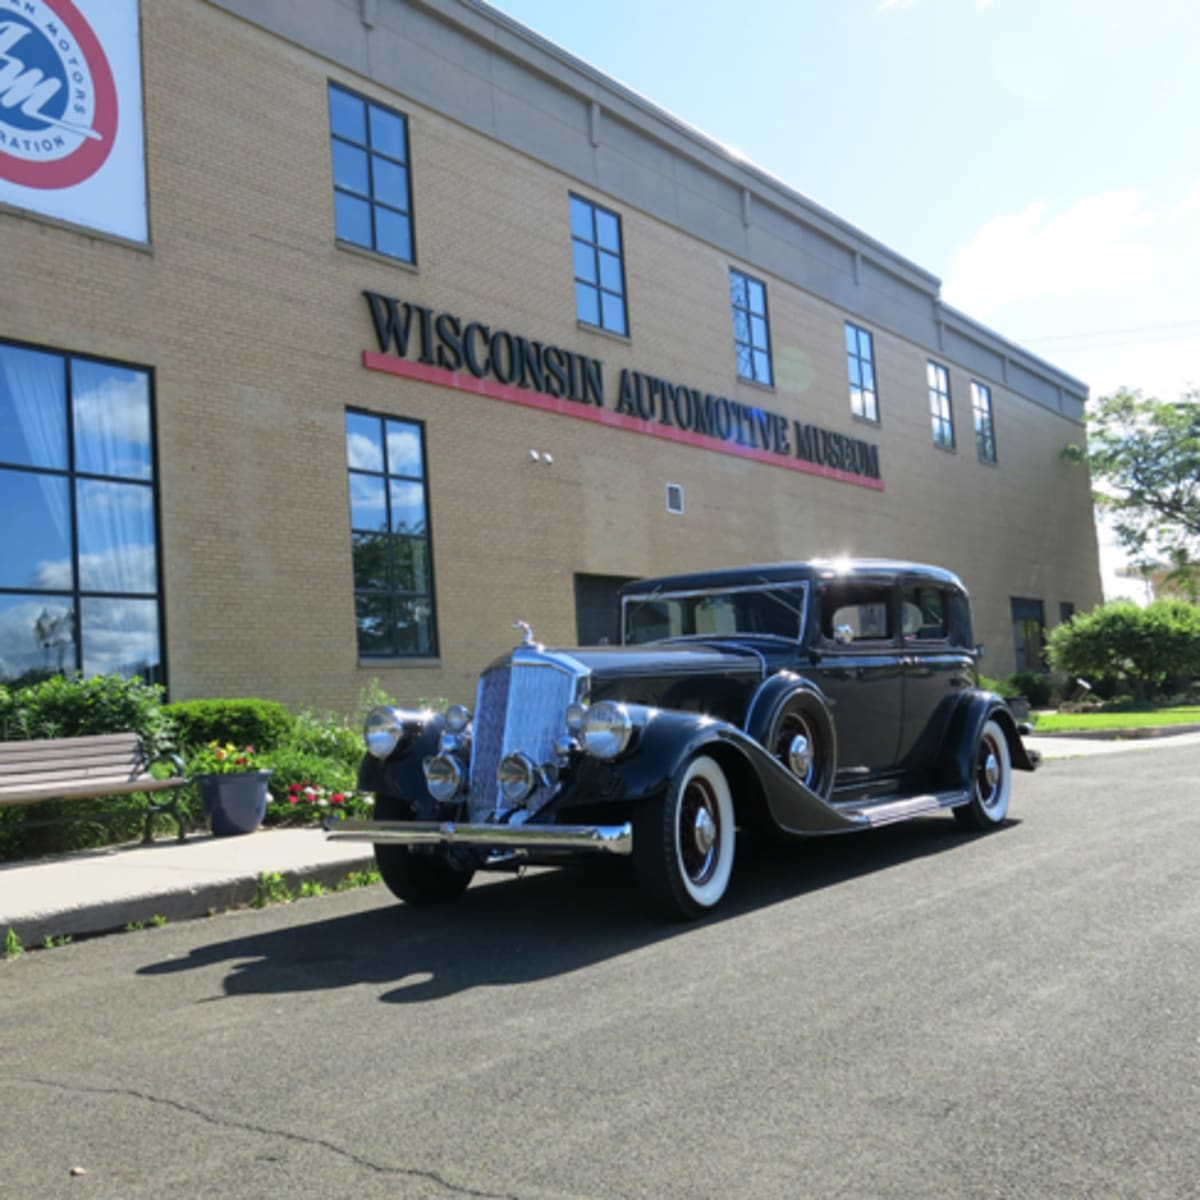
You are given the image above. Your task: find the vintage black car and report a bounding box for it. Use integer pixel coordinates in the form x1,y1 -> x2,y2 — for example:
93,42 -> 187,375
327,559 -> 1038,919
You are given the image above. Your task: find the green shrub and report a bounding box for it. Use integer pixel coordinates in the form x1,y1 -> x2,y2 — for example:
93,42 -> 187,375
978,673 -> 1019,699
287,709 -> 362,768
1047,599 -> 1200,699
0,674 -> 174,754
165,698 -> 294,753
1006,670 -> 1054,708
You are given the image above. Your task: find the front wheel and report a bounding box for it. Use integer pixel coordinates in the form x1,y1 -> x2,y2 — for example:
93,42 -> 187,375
633,755 -> 735,920
373,793 -> 474,906
954,718 -> 1012,830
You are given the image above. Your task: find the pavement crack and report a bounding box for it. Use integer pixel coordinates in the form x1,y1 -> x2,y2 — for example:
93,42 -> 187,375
9,1075 -> 520,1199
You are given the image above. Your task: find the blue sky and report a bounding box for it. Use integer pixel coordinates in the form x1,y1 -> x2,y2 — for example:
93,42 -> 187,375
491,0 -> 1199,596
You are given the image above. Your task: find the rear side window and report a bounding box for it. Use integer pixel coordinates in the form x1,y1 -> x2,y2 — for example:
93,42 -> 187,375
820,583 -> 894,643
901,585 -> 948,641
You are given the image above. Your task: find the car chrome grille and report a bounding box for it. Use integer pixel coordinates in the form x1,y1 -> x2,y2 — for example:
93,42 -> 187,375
469,648 -> 587,821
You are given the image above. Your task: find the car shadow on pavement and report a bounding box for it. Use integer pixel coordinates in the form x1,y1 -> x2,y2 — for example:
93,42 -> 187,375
138,817 -> 1015,1003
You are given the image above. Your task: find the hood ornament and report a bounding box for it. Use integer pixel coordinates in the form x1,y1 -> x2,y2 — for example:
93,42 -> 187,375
513,620 -> 536,647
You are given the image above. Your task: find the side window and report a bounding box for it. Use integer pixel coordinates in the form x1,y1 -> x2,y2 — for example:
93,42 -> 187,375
729,268 -> 773,386
820,584 -> 894,643
328,83 -> 415,263
901,585 -> 948,641
569,194 -> 628,336
346,410 -> 437,657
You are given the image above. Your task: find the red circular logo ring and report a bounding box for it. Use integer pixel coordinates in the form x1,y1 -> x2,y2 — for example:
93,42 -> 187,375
0,0 -> 118,189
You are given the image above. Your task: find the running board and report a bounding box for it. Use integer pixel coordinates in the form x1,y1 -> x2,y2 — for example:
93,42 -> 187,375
837,789 -> 970,828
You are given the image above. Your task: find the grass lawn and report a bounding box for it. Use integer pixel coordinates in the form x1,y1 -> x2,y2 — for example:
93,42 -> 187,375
1031,706 -> 1200,733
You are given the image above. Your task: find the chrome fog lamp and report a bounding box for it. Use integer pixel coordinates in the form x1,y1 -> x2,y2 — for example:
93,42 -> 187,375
565,702 -> 588,733
445,703 -> 472,733
365,706 -> 424,760
497,752 -> 537,806
423,754 -> 465,802
582,701 -> 634,760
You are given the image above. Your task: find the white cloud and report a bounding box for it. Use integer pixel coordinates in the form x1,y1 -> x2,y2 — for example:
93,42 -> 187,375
1172,180 -> 1200,219
943,191 -> 1159,317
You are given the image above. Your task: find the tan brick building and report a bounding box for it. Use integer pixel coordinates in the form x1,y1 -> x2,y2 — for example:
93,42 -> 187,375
0,0 -> 1101,713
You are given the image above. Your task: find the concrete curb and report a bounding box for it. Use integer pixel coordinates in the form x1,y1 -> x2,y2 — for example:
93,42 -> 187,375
1030,723 -> 1200,741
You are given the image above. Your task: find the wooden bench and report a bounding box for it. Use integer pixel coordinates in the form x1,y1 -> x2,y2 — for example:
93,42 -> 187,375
0,733 -> 189,844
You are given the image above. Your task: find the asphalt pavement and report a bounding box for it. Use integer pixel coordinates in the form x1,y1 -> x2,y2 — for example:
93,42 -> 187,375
2,728 -> 1198,945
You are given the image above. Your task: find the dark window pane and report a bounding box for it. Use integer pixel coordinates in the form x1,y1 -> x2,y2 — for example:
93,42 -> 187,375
355,593 -> 394,655
334,191 -> 372,247
71,361 -> 152,481
601,291 -> 626,335
385,421 -> 424,477
0,343 -> 67,469
393,597 -> 435,655
80,597 -> 159,680
332,140 -> 369,195
373,157 -> 409,211
349,472 -> 387,532
76,480 -> 157,593
389,479 -> 426,534
0,593 -> 76,683
0,468 -> 71,589
598,249 -> 623,293
352,532 -> 391,590
594,208 -> 620,252
569,196 -> 594,241
729,271 -> 747,308
732,310 -> 751,344
735,345 -> 753,378
575,281 -> 600,326
328,85 -> 366,143
369,106 -> 408,160
393,536 -> 431,593
345,411 -> 384,470
572,239 -> 597,284
375,208 -> 413,261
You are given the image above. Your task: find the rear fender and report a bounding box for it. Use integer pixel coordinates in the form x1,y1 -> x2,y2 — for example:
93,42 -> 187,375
942,692 -> 1037,787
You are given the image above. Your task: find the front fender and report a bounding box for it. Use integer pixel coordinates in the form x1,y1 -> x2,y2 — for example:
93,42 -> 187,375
571,708 -> 863,835
357,714 -> 446,817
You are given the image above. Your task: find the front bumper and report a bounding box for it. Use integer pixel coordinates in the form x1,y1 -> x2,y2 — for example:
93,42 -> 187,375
324,817 -> 633,856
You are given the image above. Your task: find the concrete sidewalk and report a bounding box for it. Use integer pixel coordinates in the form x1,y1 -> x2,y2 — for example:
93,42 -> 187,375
3,729 -> 1198,947
0,828 -> 373,945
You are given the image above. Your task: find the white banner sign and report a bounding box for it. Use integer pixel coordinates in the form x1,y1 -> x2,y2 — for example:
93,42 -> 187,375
0,0 -> 146,242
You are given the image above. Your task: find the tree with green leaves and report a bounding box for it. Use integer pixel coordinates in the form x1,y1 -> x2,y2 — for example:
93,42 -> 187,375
1064,388 -> 1200,595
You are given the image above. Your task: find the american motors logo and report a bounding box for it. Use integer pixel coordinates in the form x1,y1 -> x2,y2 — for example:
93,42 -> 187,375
0,0 -> 116,189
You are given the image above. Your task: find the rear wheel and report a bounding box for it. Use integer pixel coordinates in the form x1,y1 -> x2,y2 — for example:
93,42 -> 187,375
954,718 -> 1012,830
633,755 -> 735,920
373,793 -> 474,906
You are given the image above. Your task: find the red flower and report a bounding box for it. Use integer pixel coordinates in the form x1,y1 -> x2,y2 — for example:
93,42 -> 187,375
245,745 -> 256,754
331,793 -> 345,804
288,795 -> 299,805
288,783 -> 301,793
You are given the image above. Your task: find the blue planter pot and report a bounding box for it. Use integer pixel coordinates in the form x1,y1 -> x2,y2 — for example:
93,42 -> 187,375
197,770 -> 272,837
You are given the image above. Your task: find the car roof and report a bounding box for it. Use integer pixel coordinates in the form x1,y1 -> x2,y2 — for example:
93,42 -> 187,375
620,559 -> 967,596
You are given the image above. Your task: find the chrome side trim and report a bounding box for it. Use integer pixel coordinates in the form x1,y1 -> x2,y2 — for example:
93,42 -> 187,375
325,817 -> 633,856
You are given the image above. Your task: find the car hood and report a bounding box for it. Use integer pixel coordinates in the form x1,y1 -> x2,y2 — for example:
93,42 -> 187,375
557,641 -> 768,722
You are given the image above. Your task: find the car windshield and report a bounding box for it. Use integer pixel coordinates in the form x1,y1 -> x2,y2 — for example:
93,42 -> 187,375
622,582 -> 808,645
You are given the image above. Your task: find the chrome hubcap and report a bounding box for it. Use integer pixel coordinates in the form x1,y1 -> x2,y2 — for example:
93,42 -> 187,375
984,752 -> 999,791
680,778 -> 720,885
693,807 -> 716,855
788,733 -> 812,779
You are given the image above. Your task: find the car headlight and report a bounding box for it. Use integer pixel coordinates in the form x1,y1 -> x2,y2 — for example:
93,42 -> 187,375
423,754 -> 465,801
364,706 -> 427,760
445,703 -> 472,733
582,701 -> 634,760
497,752 -> 537,805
